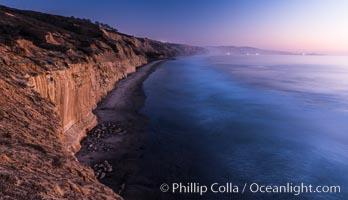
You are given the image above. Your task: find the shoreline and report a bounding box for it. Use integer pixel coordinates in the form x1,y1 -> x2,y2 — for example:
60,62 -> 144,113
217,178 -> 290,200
76,60 -> 165,199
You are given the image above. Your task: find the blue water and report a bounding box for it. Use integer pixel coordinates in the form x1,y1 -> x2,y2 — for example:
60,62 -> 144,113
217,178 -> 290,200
141,55 -> 348,199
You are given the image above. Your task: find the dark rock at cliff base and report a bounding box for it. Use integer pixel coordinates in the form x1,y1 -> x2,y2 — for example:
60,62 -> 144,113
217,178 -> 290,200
94,160 -> 113,180
82,122 -> 125,152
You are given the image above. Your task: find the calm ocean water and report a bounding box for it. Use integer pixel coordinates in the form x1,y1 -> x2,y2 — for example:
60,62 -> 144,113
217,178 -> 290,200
140,55 -> 348,199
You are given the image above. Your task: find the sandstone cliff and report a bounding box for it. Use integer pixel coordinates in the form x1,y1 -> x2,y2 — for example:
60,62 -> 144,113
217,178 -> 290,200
0,5 -> 204,199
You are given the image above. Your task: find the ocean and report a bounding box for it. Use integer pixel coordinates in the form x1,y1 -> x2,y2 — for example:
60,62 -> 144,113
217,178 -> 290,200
140,55 -> 348,199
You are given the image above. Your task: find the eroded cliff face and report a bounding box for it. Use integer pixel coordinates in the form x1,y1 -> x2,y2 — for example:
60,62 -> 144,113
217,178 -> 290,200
0,5 -> 204,199
27,45 -> 148,153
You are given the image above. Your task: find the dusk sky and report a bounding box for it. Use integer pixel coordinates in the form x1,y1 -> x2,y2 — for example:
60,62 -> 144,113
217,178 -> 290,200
1,0 -> 348,54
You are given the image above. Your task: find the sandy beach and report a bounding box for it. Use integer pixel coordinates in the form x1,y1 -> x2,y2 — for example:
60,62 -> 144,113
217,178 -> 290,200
76,60 -> 165,199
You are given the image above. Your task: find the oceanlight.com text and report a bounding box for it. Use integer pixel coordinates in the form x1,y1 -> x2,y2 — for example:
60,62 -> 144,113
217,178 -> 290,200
160,182 -> 341,196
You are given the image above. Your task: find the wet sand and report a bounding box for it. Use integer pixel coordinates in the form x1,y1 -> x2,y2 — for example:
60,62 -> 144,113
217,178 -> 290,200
76,60 -> 165,199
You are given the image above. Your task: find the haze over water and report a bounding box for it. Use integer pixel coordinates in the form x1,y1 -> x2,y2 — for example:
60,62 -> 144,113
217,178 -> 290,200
140,55 -> 348,199
2,0 -> 348,54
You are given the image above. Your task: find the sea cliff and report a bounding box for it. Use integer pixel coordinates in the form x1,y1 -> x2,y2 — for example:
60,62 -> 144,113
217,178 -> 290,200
0,5 -> 204,199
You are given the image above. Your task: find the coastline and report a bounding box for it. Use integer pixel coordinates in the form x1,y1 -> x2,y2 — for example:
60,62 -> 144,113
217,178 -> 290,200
76,60 -> 165,199
0,5 -> 205,199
